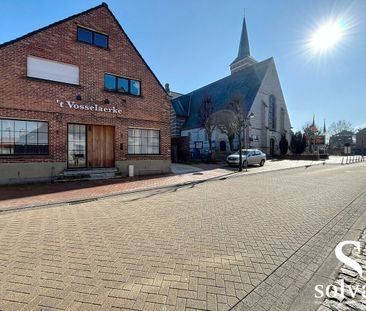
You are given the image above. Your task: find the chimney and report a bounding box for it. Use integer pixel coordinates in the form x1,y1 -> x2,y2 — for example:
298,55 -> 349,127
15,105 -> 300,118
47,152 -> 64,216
164,83 -> 170,94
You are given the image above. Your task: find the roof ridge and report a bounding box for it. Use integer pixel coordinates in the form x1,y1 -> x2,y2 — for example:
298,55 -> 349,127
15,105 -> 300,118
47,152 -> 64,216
0,3 -> 106,49
0,2 -> 168,95
178,57 -> 273,98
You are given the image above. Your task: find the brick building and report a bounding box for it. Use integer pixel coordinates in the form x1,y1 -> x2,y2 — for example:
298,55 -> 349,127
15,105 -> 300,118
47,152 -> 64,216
0,3 -> 171,184
356,127 -> 366,154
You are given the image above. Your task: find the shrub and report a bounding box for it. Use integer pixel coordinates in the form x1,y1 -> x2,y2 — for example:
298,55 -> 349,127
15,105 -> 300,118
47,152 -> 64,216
290,132 -> 307,154
279,134 -> 289,155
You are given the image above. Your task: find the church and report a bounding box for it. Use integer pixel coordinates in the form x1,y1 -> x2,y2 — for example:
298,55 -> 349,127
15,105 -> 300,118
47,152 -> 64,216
171,17 -> 292,157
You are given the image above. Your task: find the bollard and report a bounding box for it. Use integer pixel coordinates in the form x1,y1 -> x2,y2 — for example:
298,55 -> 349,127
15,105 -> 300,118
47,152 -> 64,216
128,165 -> 134,177
341,157 -> 344,165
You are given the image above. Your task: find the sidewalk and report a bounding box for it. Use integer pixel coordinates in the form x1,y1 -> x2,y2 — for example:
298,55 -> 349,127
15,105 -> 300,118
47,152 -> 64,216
0,167 -> 232,211
0,156 -> 357,212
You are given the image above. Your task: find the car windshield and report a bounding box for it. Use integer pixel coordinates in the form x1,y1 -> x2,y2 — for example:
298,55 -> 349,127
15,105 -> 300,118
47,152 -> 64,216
234,150 -> 249,155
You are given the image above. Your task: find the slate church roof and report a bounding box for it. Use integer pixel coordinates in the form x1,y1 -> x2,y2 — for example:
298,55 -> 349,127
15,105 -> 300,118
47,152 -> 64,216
172,57 -> 272,130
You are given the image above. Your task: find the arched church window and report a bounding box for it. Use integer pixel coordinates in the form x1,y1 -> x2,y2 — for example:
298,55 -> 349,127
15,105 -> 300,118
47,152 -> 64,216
268,95 -> 276,130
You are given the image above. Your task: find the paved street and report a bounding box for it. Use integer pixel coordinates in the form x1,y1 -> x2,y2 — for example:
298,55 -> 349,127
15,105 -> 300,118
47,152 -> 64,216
0,156 -> 352,211
0,163 -> 365,311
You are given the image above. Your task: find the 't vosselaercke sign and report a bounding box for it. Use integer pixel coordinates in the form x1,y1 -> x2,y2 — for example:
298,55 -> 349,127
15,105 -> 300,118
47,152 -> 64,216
57,100 -> 122,114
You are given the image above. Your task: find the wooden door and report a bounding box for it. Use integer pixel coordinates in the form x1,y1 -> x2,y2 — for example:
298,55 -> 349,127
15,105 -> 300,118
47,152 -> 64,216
87,125 -> 115,168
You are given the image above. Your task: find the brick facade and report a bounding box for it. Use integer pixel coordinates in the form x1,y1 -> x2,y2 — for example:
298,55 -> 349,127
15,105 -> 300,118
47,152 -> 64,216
0,3 -> 171,183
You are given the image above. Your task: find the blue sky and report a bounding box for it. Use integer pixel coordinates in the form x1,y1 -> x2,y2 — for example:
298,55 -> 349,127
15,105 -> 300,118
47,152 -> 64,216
1,0 -> 365,131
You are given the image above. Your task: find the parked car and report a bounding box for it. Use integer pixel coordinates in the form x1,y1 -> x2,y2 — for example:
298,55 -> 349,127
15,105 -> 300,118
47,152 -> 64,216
226,149 -> 266,167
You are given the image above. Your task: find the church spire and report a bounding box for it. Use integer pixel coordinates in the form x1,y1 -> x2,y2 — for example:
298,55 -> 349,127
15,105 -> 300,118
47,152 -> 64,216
237,17 -> 251,59
230,16 -> 257,74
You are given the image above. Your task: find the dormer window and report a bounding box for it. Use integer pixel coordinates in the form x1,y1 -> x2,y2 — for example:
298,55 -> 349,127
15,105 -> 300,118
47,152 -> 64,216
77,26 -> 108,49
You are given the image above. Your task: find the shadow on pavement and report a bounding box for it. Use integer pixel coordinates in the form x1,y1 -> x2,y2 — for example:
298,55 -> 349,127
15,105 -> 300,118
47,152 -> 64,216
0,174 -> 172,202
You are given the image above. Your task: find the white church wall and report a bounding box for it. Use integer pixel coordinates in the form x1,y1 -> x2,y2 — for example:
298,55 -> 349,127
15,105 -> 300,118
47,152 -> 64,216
182,128 -> 235,154
249,60 -> 292,155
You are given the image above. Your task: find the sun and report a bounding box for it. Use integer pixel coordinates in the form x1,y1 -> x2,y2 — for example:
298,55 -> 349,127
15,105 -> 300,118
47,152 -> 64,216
310,20 -> 346,53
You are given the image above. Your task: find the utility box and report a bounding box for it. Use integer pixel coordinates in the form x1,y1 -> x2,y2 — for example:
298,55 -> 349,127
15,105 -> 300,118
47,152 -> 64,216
128,165 -> 134,177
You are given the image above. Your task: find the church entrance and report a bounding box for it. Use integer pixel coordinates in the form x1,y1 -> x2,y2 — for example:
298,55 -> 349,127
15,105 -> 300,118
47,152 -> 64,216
220,140 -> 227,152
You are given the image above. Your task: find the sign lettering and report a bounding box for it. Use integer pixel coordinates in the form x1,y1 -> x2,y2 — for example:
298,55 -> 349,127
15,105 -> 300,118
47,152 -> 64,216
57,100 -> 122,114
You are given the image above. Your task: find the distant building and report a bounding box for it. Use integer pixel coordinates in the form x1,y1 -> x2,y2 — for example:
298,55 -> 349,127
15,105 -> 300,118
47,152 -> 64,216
356,128 -> 366,154
171,17 -> 291,157
329,130 -> 355,153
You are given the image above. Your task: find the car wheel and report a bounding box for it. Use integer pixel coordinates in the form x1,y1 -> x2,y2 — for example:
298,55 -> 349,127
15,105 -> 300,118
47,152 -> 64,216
260,159 -> 265,166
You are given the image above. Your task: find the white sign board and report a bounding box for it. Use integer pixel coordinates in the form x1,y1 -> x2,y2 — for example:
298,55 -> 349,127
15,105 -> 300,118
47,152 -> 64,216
27,56 -> 79,85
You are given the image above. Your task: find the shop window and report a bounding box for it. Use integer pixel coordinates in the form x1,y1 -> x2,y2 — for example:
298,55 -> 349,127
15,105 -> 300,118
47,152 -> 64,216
0,119 -> 48,155
77,27 -> 108,48
104,73 -> 141,96
128,128 -> 160,155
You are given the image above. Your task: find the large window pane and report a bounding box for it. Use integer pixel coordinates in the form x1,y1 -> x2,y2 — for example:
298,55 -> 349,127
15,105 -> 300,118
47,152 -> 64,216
15,131 -> 26,144
67,124 -> 86,168
117,78 -> 129,93
15,120 -> 26,131
77,27 -> 109,49
130,80 -> 141,96
38,133 -> 48,145
128,128 -> 160,155
27,121 -> 38,133
0,119 -> 48,155
77,27 -> 93,44
38,122 -> 48,133
2,119 -> 14,132
94,33 -> 108,48
104,74 -> 116,92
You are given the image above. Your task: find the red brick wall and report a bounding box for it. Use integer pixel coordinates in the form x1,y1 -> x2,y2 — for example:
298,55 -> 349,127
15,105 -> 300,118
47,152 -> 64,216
0,5 -> 171,164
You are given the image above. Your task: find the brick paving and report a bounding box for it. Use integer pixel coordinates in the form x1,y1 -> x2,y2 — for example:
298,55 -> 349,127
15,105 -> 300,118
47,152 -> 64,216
0,157 -> 346,211
0,163 -> 365,310
317,229 -> 366,311
0,167 -> 232,211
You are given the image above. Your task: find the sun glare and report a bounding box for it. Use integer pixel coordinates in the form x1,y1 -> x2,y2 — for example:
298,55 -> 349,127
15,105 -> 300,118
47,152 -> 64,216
310,20 -> 346,53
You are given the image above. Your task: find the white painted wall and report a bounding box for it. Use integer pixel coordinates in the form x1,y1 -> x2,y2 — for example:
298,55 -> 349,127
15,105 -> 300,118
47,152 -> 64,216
249,59 -> 292,155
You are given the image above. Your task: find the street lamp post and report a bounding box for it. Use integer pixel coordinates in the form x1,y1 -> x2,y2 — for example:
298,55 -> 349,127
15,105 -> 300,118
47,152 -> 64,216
238,112 -> 255,172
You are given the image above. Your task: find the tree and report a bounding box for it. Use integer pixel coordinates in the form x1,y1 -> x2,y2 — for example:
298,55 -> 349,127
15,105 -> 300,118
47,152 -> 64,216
198,95 -> 216,159
328,120 -> 354,136
279,134 -> 289,155
290,132 -> 307,154
224,93 -> 251,172
214,109 -> 237,152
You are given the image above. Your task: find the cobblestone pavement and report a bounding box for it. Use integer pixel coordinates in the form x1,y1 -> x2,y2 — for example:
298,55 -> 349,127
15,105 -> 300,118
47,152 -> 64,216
0,156 -> 353,211
0,163 -> 365,310
317,229 -> 366,311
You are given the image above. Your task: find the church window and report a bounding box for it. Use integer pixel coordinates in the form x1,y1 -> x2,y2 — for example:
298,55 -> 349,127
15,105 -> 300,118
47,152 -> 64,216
268,95 -> 276,131
280,108 -> 285,132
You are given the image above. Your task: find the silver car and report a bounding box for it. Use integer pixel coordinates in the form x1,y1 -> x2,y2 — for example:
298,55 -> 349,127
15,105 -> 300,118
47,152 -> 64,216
226,149 -> 266,167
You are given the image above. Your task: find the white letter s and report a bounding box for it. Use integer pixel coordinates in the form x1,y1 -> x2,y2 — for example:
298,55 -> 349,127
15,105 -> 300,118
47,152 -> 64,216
314,285 -> 324,298
335,241 -> 362,277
